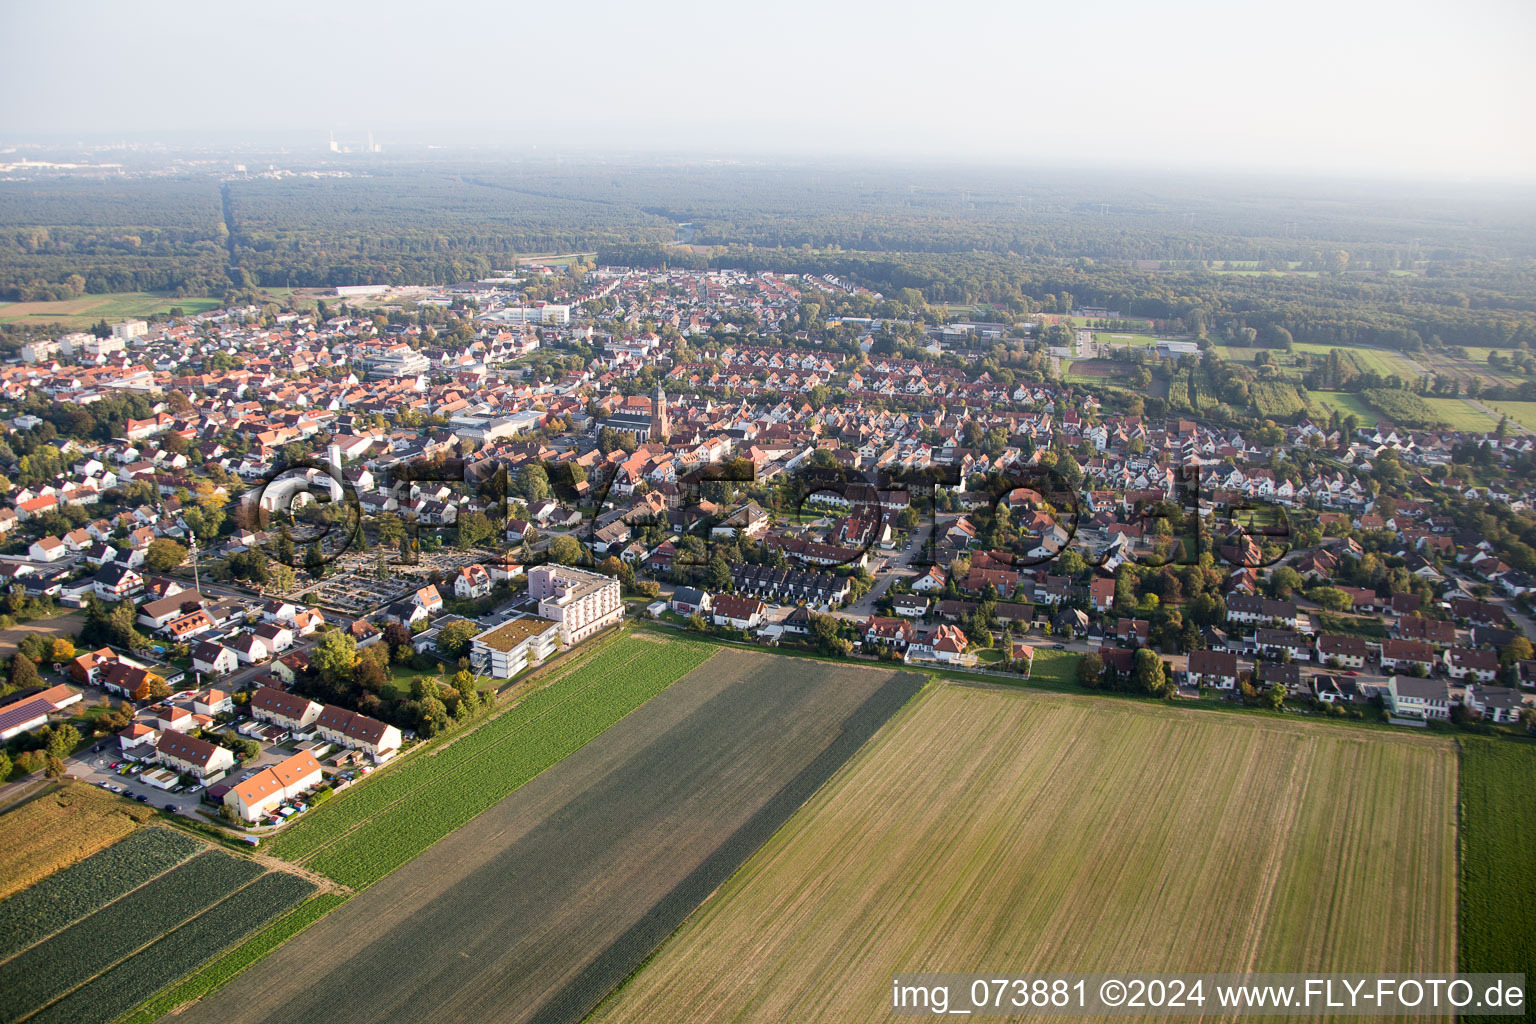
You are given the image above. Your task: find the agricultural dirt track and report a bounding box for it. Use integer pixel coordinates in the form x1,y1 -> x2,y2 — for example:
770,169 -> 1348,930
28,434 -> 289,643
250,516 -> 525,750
166,648 -> 925,1024
590,682 -> 1458,1024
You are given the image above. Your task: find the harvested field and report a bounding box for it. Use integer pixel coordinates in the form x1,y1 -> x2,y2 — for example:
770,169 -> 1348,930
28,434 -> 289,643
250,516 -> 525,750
592,683 -> 1457,1024
167,649 -> 926,1024
0,780 -> 156,900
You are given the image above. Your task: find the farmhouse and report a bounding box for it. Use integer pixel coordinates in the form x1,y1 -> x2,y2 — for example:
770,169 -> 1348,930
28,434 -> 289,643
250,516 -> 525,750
1316,634 -> 1367,669
1388,675 -> 1451,721
1186,649 -> 1239,690
1380,638 -> 1436,674
1443,647 -> 1498,682
711,593 -> 767,631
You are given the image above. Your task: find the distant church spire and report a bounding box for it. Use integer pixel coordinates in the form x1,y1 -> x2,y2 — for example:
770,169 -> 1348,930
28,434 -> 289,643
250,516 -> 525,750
651,383 -> 670,443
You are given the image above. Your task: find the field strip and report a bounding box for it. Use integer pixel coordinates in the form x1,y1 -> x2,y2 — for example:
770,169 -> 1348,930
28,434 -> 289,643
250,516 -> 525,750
164,652 -> 924,1024
0,828 -> 205,964
276,631 -> 658,866
588,683 -> 1456,1024
9,862 -> 291,1024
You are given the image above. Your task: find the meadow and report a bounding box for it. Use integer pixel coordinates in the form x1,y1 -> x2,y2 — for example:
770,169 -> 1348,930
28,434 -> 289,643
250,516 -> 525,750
1481,400 -> 1536,432
592,684 -> 1457,1023
0,291 -> 221,327
1457,737 -> 1536,1024
1308,390 -> 1380,422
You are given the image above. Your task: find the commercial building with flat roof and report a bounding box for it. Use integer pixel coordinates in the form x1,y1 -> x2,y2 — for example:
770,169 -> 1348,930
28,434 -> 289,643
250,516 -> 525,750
470,616 -> 560,678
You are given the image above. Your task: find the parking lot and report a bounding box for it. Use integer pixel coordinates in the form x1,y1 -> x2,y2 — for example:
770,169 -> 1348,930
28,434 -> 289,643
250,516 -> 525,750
65,718 -> 330,822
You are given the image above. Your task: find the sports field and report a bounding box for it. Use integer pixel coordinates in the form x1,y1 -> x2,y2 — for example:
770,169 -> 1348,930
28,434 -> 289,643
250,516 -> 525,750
168,649 -> 926,1024
1093,331 -> 1162,348
0,291 -> 221,327
592,684 -> 1457,1024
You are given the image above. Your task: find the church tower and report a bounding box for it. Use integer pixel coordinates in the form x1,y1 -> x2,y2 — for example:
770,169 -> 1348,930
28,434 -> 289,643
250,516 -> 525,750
650,384 -> 670,443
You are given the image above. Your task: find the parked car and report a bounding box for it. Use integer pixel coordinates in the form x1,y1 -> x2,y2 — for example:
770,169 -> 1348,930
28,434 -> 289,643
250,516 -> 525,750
134,794 -> 148,803
163,803 -> 177,811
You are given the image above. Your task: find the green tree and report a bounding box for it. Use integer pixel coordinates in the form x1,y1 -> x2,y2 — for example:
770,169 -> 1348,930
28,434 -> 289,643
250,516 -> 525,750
1131,648 -> 1172,698
548,535 -> 583,565
312,629 -> 358,685
143,538 -> 189,572
9,652 -> 40,689
436,620 -> 480,661
1076,652 -> 1103,688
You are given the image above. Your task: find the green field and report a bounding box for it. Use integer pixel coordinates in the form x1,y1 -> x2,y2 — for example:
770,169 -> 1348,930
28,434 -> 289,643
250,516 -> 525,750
0,291 -> 222,326
1421,397 -> 1498,431
264,629 -> 715,888
1309,390 -> 1380,422
1482,401 -> 1536,432
1458,737 -> 1536,1023
593,685 -> 1457,1024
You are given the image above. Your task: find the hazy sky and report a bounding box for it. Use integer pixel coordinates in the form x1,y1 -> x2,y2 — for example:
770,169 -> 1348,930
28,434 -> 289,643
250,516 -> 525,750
4,0 -> 1533,181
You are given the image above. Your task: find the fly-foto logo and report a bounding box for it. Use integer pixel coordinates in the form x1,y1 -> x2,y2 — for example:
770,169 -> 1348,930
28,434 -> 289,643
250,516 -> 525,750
245,453 -> 1292,575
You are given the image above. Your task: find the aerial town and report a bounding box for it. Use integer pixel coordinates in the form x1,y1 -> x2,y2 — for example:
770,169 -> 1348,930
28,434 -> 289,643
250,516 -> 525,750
0,264 -> 1531,838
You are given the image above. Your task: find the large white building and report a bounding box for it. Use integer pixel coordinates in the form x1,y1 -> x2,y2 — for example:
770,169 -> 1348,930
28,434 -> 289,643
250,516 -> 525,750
470,616 -> 561,678
527,565 -> 623,644
481,303 -> 570,325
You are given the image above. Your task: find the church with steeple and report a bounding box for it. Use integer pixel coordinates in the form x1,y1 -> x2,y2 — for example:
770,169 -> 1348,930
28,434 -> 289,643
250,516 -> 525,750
650,384 -> 670,443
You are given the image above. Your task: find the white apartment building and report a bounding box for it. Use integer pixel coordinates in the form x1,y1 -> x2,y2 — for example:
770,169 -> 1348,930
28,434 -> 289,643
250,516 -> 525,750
112,320 -> 149,340
527,565 -> 623,644
470,616 -> 561,678
482,303 -> 570,325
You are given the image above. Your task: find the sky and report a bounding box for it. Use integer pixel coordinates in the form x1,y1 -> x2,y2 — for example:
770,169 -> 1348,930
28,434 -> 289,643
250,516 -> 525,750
3,0 -> 1534,182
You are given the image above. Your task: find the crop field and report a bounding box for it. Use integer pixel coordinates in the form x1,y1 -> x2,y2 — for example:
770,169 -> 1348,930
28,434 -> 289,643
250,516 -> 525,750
1457,737 -> 1536,1024
1251,378 -> 1307,418
0,781 -> 156,900
265,631 -> 718,888
0,845 -> 315,1024
0,291 -> 221,327
0,827 -> 200,959
591,684 -> 1457,1024
171,649 -> 926,1024
26,872 -> 316,1024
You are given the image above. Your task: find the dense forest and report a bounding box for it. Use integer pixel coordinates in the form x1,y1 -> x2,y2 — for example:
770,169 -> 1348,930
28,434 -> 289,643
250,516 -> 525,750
2,161 -> 1533,352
